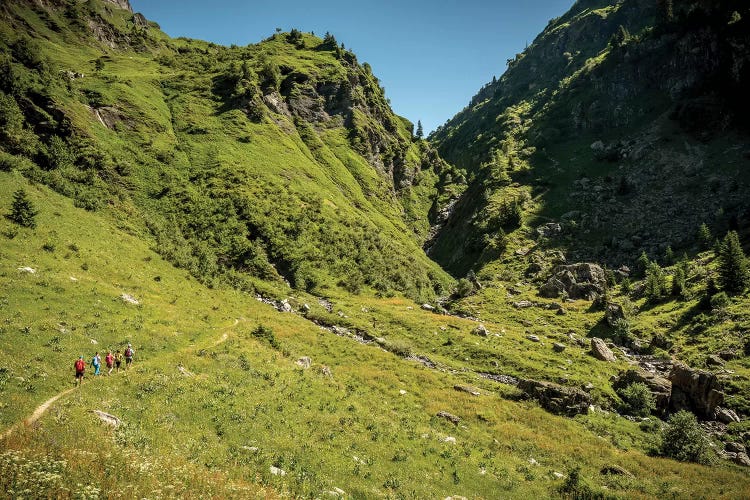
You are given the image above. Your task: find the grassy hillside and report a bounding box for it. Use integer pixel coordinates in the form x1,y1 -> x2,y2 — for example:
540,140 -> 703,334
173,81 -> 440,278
0,0 -> 462,302
2,170 -> 750,498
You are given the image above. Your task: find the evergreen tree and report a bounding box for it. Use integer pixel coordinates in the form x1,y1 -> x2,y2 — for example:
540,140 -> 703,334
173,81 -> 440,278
415,120 -> 424,139
665,246 -> 674,265
697,223 -> 711,250
671,266 -> 686,297
717,231 -> 749,294
645,262 -> 667,302
8,189 -> 38,228
636,251 -> 650,277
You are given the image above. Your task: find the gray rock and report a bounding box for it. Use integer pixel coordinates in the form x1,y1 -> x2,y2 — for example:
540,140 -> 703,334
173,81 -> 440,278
278,299 -> 293,313
725,442 -> 746,454
600,465 -> 633,477
669,363 -> 724,418
537,223 -> 562,238
734,452 -> 750,467
513,300 -> 534,308
421,303 -> 435,311
454,385 -> 480,396
437,411 -> 461,424
472,324 -> 489,337
714,407 -> 741,424
605,303 -> 626,328
590,337 -> 617,362
540,263 -> 607,300
296,357 -> 312,369
527,335 -> 541,342
705,354 -> 725,367
553,342 -> 566,353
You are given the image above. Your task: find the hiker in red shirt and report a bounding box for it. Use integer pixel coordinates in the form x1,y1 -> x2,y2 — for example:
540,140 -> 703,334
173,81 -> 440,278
74,356 -> 85,386
105,351 -> 115,375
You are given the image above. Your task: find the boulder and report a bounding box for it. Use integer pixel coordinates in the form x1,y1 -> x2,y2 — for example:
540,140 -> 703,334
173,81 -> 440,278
726,442 -> 746,454
517,379 -> 592,416
513,300 -> 534,308
600,465 -> 633,477
553,343 -> 566,353
421,303 -> 435,311
278,299 -> 293,313
296,357 -> 312,369
705,354 -> 725,368
539,263 -> 607,300
734,453 -> 750,467
472,324 -> 489,337
590,337 -> 617,362
613,368 -> 672,415
436,411 -> 461,424
605,303 -> 626,328
714,407 -> 741,424
536,223 -> 562,239
526,335 -> 541,342
454,385 -> 480,396
669,363 -> 724,418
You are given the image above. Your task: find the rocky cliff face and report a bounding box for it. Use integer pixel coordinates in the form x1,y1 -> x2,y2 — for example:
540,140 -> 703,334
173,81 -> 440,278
429,0 -> 750,274
103,0 -> 132,12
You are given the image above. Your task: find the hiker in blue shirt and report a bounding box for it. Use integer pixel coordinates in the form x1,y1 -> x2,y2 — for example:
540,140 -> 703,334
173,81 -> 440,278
91,352 -> 101,376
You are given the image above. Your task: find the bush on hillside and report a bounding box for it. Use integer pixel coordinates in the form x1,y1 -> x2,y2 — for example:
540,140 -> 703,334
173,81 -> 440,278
616,382 -> 655,417
660,410 -> 712,464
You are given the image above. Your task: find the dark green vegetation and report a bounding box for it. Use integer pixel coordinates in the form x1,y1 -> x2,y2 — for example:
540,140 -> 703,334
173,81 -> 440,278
2,0 -> 750,498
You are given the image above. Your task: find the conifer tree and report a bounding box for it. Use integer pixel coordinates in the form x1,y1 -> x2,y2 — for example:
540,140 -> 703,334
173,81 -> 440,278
8,189 -> 37,228
697,223 -> 711,250
416,120 -> 424,139
636,251 -> 650,277
718,231 -> 749,294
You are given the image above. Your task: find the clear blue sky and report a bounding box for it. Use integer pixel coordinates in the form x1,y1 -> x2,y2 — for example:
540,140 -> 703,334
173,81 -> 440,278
131,0 -> 575,133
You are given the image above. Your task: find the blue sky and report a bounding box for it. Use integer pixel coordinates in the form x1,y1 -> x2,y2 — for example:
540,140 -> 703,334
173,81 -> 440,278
131,0 -> 575,133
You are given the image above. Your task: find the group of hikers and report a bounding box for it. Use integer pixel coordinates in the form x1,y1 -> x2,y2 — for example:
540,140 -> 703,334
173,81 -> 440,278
74,344 -> 135,386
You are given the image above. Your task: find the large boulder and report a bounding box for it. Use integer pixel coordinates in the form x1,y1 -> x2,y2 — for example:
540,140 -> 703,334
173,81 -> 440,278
613,368 -> 672,415
605,303 -> 626,328
517,379 -> 592,416
590,337 -> 617,362
668,363 -> 724,418
539,263 -> 607,300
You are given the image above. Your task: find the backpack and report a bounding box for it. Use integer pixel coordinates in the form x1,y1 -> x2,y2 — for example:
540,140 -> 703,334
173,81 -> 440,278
75,359 -> 85,371
125,348 -> 133,357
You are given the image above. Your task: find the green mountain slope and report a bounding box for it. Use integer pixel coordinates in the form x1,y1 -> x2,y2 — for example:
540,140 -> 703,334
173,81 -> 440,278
3,0 -> 750,497
2,162 -> 750,498
430,0 -> 750,275
0,0 -> 461,301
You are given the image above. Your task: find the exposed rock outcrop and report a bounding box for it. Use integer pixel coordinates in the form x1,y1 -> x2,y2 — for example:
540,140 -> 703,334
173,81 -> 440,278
539,263 -> 607,300
669,363 -> 724,418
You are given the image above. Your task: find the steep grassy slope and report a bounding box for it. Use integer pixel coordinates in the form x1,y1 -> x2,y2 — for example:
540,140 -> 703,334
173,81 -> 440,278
430,0 -> 750,275
2,173 -> 750,498
0,0 -> 461,302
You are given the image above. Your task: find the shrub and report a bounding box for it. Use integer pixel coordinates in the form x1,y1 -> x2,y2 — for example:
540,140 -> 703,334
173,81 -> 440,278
456,278 -> 474,298
557,467 -> 607,499
617,382 -> 655,417
250,324 -> 281,350
660,410 -> 712,464
709,291 -> 730,310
